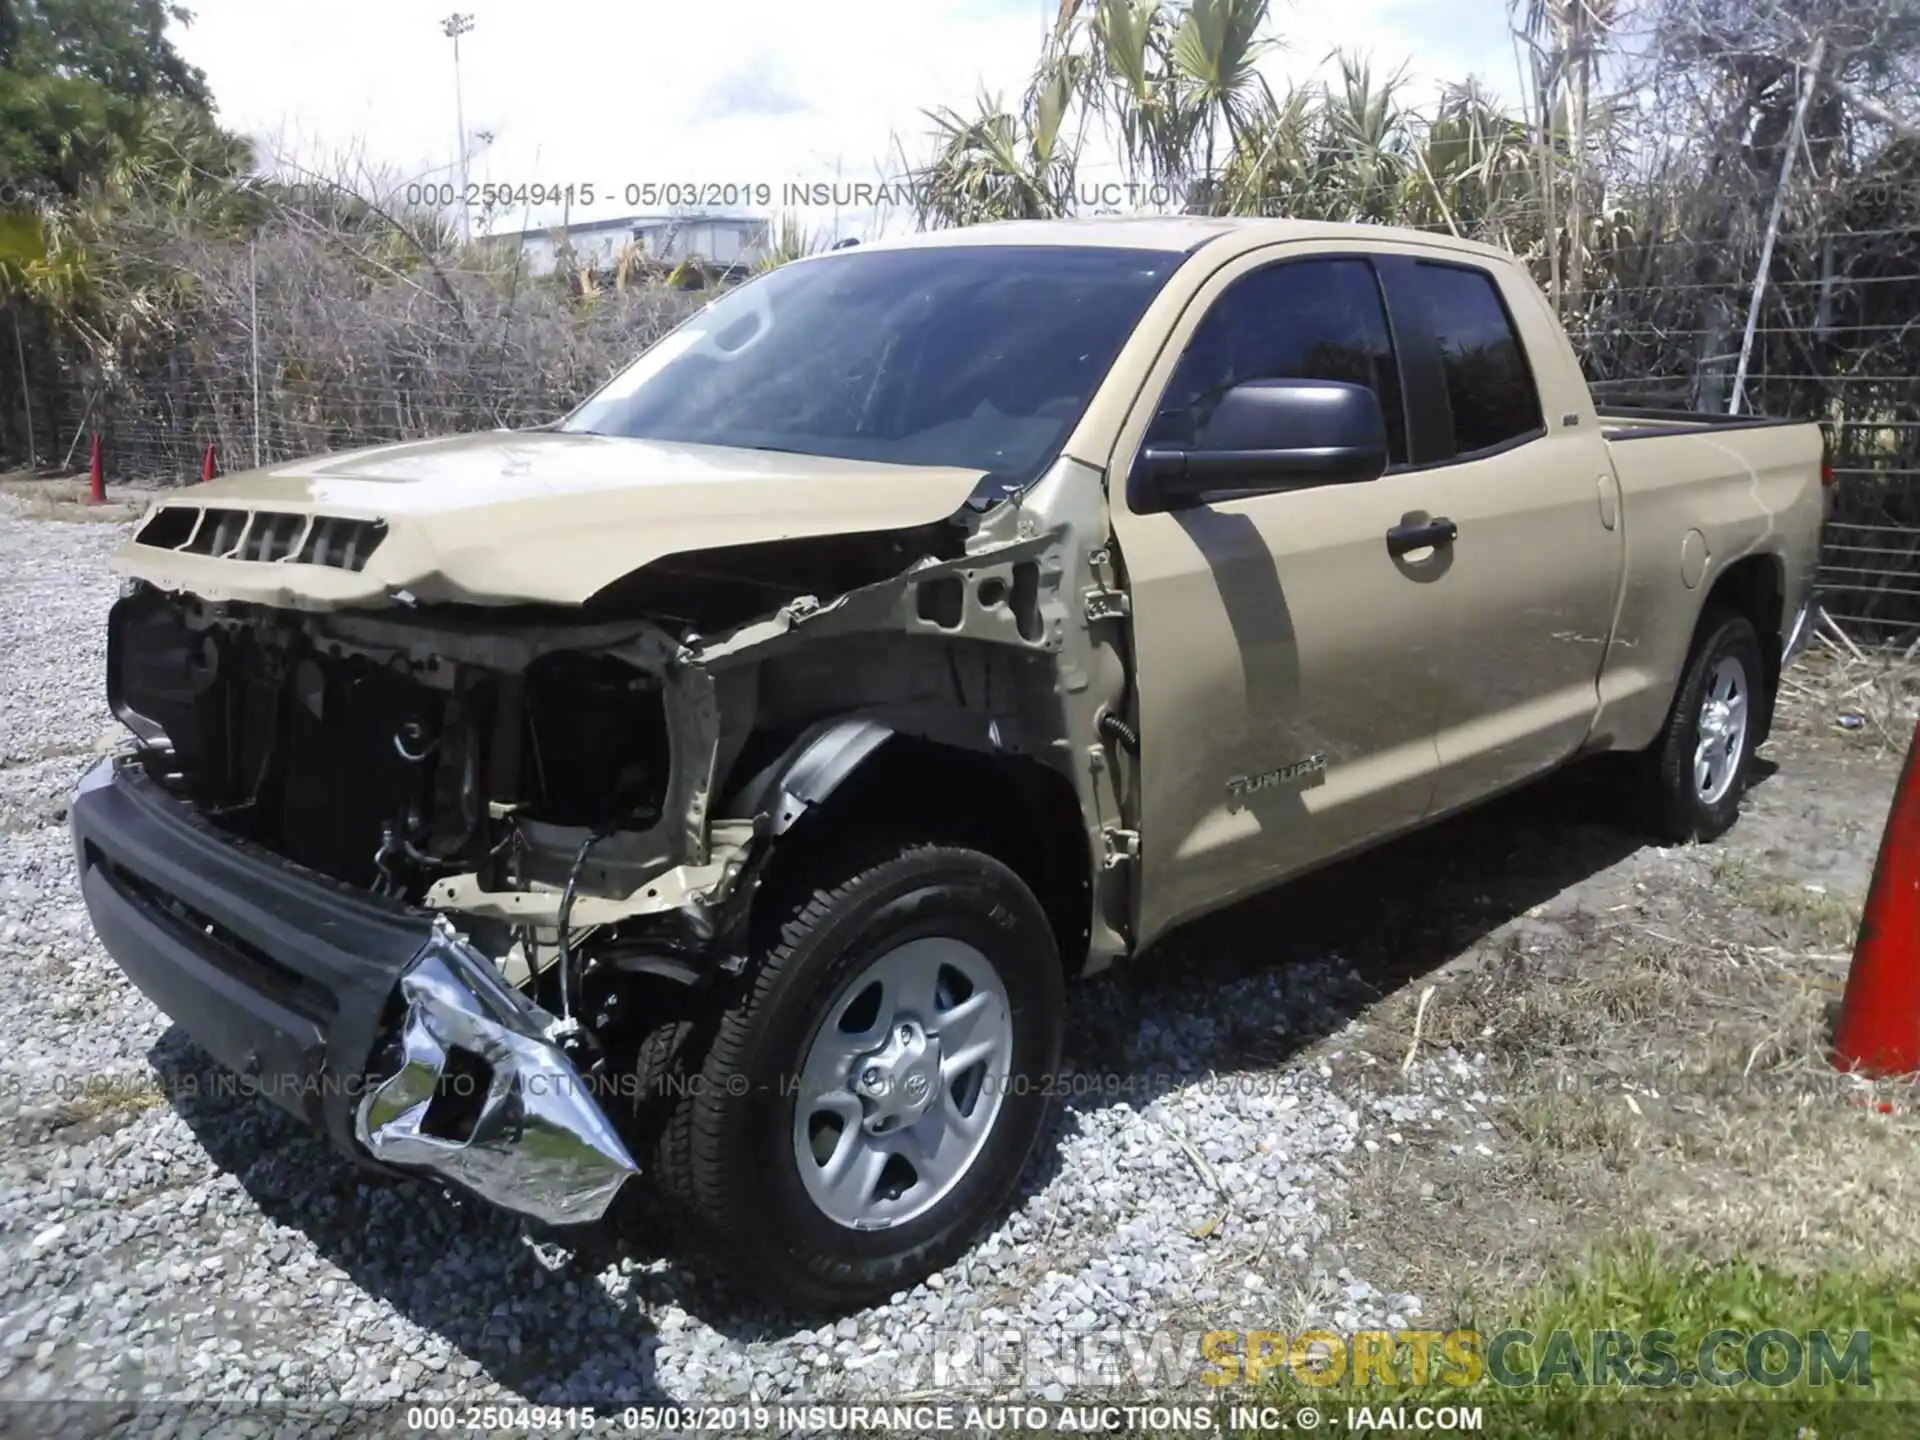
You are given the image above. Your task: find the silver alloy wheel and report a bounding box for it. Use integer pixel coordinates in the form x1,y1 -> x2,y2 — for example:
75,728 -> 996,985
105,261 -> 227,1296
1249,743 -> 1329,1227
1694,654 -> 1750,804
791,936 -> 1013,1230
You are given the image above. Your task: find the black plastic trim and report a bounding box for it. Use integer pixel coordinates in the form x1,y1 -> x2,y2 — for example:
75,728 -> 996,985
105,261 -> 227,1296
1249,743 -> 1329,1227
722,718 -> 897,834
71,756 -> 433,1153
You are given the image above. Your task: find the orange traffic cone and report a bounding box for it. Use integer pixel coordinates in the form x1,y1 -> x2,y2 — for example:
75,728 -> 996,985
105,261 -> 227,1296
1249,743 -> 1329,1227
1833,718 -> 1920,1075
87,433 -> 105,505
201,443 -> 217,482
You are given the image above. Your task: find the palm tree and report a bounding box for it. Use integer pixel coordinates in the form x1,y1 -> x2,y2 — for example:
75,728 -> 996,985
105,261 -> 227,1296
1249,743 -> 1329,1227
909,74 -> 1077,229
1217,55 -> 1417,223
1318,54 -> 1416,221
1039,0 -> 1274,210
106,99 -> 256,222
1173,0 -> 1277,208
904,0 -> 1598,286
1216,82 -> 1320,215
1411,80 -> 1538,243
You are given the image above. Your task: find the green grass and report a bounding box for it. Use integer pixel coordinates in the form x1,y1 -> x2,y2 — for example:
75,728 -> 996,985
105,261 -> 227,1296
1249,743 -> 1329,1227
1240,1239 -> 1920,1438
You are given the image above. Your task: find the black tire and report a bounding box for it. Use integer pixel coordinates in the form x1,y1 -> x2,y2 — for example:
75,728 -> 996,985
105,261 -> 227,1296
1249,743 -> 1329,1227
638,838 -> 1064,1312
1639,607 -> 1766,843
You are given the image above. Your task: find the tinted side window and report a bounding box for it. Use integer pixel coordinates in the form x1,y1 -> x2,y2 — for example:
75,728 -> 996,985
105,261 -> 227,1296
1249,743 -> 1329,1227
1405,263 -> 1543,455
1147,258 -> 1407,465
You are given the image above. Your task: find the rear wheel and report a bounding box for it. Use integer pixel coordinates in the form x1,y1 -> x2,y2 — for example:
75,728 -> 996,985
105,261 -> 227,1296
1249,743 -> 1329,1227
637,838 -> 1064,1311
1640,608 -> 1765,842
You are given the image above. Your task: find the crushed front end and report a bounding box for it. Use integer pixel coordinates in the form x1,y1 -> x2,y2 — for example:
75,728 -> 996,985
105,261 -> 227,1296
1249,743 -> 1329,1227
77,435 -> 1138,1236
75,581 -> 763,1226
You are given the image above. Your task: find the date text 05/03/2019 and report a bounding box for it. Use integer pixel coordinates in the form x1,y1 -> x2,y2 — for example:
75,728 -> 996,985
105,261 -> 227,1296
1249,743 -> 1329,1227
399,180 -> 1184,213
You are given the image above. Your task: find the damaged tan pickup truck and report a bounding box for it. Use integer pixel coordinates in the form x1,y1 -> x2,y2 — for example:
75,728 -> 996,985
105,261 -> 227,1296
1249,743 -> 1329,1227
74,217 -> 1827,1309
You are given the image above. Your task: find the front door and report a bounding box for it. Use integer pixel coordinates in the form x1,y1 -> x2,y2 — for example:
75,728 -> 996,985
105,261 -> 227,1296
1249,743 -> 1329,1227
1107,248 -> 1458,947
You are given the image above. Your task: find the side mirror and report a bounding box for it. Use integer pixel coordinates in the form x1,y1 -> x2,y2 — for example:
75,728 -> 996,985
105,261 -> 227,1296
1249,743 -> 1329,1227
1130,378 -> 1390,512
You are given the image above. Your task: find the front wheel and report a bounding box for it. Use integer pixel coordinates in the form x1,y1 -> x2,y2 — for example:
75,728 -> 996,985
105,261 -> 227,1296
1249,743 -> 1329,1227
1640,608 -> 1765,843
640,839 -> 1065,1311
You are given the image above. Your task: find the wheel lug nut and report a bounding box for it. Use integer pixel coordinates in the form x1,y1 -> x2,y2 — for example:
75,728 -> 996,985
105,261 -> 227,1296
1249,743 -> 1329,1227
861,1066 -> 883,1090
898,1024 -> 913,1043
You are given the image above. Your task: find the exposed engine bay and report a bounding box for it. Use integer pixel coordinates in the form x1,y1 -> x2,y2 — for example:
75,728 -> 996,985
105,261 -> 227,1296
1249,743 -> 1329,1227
112,589 -> 673,899
108,583 -> 745,1038
107,455 -> 1137,1025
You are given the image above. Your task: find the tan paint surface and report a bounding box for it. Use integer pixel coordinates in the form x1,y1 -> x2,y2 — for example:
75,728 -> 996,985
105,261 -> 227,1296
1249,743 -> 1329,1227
1418,264 -> 1622,817
1681,529 -> 1709,588
1100,235 -> 1454,937
1071,220 -> 1824,948
1590,425 -> 1823,752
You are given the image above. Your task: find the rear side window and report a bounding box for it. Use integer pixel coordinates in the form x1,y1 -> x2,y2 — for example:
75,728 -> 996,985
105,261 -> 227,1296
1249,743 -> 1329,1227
1405,263 -> 1543,456
1147,258 -> 1408,466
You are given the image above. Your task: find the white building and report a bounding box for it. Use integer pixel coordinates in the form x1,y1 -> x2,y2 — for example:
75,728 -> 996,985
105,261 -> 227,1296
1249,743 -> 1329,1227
487,213 -> 770,278
633,214 -> 770,267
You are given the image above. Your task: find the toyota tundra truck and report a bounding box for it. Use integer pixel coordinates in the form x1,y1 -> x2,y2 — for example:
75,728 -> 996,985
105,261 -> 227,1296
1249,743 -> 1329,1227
74,217 -> 1827,1309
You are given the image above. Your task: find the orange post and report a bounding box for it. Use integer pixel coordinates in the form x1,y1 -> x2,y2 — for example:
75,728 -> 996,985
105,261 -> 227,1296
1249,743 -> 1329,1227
88,433 -> 105,504
1833,718 -> 1920,1075
201,443 -> 217,482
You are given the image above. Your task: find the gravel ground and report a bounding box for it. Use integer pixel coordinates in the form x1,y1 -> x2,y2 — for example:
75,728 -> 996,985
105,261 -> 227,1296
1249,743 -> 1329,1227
7,492 -> 1901,1426
0,494 -> 1467,1413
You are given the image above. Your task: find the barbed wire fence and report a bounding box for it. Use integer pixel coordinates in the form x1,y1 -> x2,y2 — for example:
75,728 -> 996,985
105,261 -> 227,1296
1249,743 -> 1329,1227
1561,218 -> 1920,642
4,195 -> 1918,638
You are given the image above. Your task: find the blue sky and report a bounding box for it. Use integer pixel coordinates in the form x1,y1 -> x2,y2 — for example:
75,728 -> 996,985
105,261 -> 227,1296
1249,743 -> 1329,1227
169,0 -> 1522,239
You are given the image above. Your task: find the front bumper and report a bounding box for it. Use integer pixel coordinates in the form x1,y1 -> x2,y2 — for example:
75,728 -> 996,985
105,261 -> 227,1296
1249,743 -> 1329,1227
70,756 -> 637,1226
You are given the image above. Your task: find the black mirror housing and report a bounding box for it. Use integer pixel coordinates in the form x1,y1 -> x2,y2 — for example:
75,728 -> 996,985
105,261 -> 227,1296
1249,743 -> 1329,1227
1131,378 -> 1390,512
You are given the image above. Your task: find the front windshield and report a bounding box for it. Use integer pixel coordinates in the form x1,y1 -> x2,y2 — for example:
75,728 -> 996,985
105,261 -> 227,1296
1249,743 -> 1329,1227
560,244 -> 1182,488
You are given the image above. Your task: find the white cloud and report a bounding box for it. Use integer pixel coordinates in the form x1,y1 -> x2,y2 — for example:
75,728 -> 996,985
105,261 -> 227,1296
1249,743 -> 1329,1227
171,0 -> 1518,239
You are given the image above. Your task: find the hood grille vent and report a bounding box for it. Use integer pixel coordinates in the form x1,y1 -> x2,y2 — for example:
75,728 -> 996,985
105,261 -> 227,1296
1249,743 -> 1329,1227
135,506 -> 387,573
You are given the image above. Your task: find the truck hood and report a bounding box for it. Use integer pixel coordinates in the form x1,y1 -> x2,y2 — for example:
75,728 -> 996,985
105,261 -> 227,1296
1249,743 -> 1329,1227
112,430 -> 988,611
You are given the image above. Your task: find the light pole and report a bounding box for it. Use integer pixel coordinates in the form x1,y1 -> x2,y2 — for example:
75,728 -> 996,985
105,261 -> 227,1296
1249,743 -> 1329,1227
441,12 -> 475,246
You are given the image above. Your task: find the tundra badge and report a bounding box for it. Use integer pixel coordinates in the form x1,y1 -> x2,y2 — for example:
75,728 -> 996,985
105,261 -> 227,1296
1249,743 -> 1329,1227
1227,752 -> 1328,798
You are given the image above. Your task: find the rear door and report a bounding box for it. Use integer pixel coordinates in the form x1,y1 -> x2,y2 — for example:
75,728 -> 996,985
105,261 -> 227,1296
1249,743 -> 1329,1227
1108,247 -> 1454,946
1373,256 -> 1625,814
